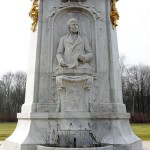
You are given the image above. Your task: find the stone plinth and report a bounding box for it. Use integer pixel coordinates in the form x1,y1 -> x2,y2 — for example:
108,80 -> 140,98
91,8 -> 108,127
56,69 -> 93,112
37,145 -> 113,150
0,112 -> 142,150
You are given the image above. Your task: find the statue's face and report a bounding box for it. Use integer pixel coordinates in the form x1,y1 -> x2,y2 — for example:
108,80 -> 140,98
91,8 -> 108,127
69,21 -> 79,33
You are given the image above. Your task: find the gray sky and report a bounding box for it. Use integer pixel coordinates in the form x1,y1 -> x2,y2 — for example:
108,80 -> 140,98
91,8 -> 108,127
0,0 -> 150,76
117,0 -> 150,65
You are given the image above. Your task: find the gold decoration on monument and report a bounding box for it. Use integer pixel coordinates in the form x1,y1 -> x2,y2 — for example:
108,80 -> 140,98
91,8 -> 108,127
29,0 -> 39,32
110,0 -> 119,29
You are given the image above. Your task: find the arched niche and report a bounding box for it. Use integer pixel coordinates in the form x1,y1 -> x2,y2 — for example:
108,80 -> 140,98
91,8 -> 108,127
49,7 -> 97,72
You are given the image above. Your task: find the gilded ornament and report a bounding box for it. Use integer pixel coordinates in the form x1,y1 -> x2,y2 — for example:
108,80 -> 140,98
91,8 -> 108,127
29,0 -> 39,32
110,0 -> 119,29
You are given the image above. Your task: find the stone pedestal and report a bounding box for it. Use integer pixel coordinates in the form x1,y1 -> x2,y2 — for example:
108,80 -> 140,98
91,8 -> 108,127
56,69 -> 94,112
0,0 -> 142,150
37,145 -> 113,150
0,113 -> 141,150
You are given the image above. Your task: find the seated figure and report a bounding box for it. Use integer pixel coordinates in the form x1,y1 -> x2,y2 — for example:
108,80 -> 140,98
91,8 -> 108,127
56,18 -> 93,69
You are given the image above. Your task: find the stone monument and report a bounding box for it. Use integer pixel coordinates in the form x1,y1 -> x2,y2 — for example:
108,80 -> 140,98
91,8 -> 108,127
0,0 -> 142,150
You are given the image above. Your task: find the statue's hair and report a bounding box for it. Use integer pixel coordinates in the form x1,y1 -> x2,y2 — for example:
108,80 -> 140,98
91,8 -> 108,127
67,18 -> 78,27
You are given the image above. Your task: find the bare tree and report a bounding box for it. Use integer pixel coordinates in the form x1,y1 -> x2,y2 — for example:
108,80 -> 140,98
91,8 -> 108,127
120,60 -> 150,120
0,72 -> 26,122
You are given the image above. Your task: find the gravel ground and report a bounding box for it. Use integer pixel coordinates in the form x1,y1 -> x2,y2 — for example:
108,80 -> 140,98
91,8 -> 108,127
143,141 -> 150,150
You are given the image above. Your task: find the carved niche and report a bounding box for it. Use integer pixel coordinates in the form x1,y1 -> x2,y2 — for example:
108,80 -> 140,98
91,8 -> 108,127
47,4 -> 100,112
51,8 -> 96,71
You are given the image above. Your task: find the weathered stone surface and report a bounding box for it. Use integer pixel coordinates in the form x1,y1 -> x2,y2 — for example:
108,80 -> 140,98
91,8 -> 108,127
0,0 -> 142,150
37,145 -> 113,150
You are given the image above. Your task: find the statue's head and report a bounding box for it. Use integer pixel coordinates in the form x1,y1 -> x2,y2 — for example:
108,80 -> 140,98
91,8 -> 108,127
67,18 -> 79,33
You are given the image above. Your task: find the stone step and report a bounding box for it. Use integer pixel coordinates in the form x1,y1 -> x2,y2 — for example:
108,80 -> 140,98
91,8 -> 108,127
1,141 -> 149,150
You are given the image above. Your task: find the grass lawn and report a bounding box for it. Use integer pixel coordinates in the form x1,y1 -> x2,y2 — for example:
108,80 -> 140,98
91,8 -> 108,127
131,124 -> 150,141
0,123 -> 149,141
0,123 -> 17,141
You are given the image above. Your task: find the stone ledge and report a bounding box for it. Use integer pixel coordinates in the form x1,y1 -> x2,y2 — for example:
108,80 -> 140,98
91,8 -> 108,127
37,145 -> 113,150
17,112 -> 130,119
55,68 -> 94,76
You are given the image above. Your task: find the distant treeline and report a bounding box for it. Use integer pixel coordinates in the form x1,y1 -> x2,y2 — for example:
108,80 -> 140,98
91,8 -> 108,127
0,60 -> 150,122
120,56 -> 150,123
0,72 -> 26,122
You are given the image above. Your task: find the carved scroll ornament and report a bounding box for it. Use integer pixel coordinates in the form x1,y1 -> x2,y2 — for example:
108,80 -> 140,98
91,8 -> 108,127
110,0 -> 119,29
29,0 -> 119,31
29,0 -> 38,32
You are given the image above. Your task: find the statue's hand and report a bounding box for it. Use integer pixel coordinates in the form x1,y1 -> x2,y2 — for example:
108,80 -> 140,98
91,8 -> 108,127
78,55 -> 86,63
78,53 -> 93,63
60,60 -> 68,67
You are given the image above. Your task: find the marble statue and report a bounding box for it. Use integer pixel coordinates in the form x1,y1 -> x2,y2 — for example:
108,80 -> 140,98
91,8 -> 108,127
56,18 -> 93,69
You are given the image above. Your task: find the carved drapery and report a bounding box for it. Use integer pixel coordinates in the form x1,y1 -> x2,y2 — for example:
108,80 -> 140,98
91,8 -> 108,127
110,0 -> 119,29
29,0 -> 38,32
56,75 -> 93,112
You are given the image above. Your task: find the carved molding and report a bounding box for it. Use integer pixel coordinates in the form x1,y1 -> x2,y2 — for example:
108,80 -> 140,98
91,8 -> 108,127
48,1 -> 103,21
29,0 -> 120,31
47,1 -> 103,32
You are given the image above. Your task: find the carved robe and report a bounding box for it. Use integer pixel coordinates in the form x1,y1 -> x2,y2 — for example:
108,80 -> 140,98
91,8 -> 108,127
56,34 -> 93,68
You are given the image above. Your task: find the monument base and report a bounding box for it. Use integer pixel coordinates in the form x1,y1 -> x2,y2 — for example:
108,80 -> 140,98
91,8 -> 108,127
37,145 -> 113,150
0,112 -> 142,150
